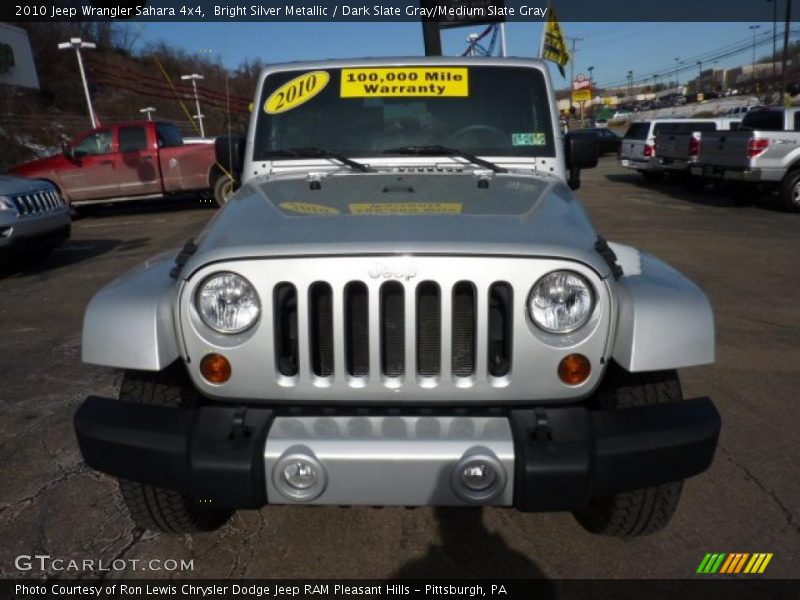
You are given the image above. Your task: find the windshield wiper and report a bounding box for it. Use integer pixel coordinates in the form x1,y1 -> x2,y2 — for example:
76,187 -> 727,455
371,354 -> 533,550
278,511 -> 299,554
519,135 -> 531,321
262,147 -> 373,173
382,145 -> 507,173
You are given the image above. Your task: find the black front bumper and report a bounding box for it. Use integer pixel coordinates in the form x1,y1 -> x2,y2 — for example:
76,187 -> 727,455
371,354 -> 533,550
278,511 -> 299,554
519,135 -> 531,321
74,397 -> 720,511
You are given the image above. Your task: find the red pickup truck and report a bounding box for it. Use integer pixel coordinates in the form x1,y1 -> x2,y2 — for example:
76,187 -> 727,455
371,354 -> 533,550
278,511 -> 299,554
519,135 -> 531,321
10,121 -> 231,207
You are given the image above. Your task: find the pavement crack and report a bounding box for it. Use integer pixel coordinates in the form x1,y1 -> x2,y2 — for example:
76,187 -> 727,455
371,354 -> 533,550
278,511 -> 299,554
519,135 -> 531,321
719,444 -> 800,534
0,465 -> 88,523
96,527 -> 145,581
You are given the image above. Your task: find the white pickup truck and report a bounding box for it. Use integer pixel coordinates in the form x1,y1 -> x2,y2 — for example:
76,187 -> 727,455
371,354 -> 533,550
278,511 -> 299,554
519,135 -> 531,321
691,107 -> 800,211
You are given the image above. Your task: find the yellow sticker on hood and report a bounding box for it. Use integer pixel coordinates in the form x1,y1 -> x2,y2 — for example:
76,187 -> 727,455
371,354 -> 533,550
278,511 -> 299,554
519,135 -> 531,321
341,67 -> 468,98
279,202 -> 340,215
349,202 -> 462,215
265,71 -> 330,115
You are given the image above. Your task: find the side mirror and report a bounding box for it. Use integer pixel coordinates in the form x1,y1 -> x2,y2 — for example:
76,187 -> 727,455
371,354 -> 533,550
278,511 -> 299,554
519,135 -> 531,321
63,144 -> 75,161
215,135 -> 246,183
564,131 -> 599,190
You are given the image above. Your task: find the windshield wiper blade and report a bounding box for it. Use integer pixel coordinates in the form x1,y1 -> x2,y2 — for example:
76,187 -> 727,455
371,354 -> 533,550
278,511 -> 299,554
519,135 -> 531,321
382,145 -> 507,173
263,147 -> 373,172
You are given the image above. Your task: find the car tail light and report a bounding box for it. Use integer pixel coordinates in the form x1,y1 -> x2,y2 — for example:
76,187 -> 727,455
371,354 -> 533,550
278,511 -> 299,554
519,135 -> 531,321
689,136 -> 701,156
644,143 -> 654,158
747,138 -> 769,158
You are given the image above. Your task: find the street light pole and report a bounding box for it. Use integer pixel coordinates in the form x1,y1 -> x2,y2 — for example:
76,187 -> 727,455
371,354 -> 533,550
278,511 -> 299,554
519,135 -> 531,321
181,73 -> 205,138
58,37 -> 97,128
587,65 -> 594,108
139,107 -> 156,121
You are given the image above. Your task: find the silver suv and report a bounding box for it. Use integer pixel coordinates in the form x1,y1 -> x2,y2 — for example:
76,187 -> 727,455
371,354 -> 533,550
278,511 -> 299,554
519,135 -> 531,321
0,175 -> 70,259
74,58 -> 720,537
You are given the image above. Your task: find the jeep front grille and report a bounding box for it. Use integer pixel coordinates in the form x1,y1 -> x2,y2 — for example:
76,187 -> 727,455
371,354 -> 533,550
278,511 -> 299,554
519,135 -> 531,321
183,256 -> 611,403
12,190 -> 64,216
271,278 -> 511,384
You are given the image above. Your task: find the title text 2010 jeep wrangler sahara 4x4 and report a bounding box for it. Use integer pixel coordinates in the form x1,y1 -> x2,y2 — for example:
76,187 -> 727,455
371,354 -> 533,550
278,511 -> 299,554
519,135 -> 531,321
74,58 -> 720,537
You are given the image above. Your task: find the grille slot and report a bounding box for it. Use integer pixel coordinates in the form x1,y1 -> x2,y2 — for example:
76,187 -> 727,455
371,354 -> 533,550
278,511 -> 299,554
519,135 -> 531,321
380,282 -> 405,377
451,281 -> 477,377
416,282 -> 441,377
11,190 -> 61,216
345,282 -> 369,377
309,282 -> 334,378
488,282 -> 513,377
274,283 -> 299,377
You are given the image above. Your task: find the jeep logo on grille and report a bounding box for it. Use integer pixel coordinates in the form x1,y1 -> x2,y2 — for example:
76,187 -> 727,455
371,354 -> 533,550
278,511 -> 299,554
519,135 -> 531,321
369,264 -> 417,281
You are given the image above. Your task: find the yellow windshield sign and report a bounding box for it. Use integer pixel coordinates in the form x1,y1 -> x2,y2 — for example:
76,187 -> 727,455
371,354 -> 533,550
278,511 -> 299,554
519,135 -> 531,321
265,71 -> 330,115
341,68 -> 468,98
349,202 -> 462,215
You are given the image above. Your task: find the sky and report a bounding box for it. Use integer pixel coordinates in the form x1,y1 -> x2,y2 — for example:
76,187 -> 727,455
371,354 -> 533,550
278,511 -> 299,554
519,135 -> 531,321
132,20 -> 786,90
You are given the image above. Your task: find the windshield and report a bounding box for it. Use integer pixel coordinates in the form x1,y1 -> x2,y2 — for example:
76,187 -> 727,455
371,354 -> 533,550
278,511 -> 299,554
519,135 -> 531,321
253,65 -> 555,161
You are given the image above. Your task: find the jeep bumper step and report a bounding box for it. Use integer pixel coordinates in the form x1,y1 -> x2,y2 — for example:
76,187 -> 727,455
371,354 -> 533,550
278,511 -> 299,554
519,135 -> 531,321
74,397 -> 720,510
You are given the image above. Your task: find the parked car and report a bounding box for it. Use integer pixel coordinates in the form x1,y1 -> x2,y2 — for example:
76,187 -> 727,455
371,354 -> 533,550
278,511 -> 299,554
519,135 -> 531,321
583,127 -> 622,154
74,57 -> 719,538
618,118 -> 701,181
654,117 -> 742,176
0,175 -> 70,260
10,121 -> 232,207
611,110 -> 632,120
692,107 -> 800,211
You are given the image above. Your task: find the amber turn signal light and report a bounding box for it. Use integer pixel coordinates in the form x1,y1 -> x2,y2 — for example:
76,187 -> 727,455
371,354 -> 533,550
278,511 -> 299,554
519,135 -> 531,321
200,353 -> 231,384
558,354 -> 591,385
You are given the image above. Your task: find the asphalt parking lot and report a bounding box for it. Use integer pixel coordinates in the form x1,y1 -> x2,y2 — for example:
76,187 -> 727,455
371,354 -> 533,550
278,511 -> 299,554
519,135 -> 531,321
1,157 -> 798,580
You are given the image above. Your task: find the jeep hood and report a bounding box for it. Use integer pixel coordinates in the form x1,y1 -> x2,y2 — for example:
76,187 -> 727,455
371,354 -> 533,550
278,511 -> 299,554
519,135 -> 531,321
183,171 -> 611,277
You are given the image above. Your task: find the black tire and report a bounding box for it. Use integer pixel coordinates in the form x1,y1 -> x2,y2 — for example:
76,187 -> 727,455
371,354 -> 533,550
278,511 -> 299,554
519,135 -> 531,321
212,174 -> 234,207
779,169 -> 800,212
117,365 -> 233,534
573,365 -> 684,537
641,171 -> 664,183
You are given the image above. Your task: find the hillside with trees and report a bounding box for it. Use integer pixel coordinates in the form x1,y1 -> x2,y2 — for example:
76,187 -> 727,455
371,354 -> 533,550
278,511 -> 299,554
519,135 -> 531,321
2,22 -> 261,168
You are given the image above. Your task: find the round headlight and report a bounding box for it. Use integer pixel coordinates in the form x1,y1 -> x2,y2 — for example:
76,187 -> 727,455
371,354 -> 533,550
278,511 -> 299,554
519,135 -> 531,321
528,271 -> 594,333
196,272 -> 260,333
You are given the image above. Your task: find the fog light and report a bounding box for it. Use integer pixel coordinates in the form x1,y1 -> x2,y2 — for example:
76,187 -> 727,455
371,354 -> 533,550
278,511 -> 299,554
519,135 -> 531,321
461,463 -> 497,491
273,448 -> 327,502
558,353 -> 591,385
282,461 -> 317,490
200,353 -> 231,384
451,450 -> 506,504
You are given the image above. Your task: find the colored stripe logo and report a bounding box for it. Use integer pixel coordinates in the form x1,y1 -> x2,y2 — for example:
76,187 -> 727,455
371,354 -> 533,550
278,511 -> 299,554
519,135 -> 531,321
697,553 -> 773,574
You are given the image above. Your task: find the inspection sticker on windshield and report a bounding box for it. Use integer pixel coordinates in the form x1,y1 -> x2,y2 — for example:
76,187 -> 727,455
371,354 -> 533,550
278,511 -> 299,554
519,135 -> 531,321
279,202 -> 340,215
349,202 -> 462,215
341,68 -> 468,98
265,71 -> 330,114
512,133 -> 546,146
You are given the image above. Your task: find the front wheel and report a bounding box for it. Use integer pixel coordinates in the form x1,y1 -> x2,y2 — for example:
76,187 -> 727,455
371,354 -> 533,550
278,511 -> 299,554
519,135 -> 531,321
116,365 -> 233,534
573,366 -> 684,537
212,174 -> 235,207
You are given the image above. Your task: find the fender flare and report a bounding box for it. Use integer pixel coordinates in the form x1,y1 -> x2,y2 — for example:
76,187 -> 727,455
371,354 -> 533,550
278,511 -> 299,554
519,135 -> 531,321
82,251 -> 181,370
609,243 -> 715,372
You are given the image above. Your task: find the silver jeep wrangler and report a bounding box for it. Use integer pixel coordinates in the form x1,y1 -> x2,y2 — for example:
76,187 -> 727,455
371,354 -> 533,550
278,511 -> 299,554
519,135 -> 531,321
75,58 -> 720,536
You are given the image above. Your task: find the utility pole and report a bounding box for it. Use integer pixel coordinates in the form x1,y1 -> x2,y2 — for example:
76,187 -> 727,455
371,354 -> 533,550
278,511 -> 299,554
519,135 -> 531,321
697,60 -> 703,94
627,70 -> 633,104
567,36 -> 583,116
499,22 -> 507,57
750,24 -> 761,94
139,107 -> 156,121
181,73 -> 205,138
780,0 -> 792,105
674,57 -> 680,92
58,37 -> 97,128
767,0 -> 778,84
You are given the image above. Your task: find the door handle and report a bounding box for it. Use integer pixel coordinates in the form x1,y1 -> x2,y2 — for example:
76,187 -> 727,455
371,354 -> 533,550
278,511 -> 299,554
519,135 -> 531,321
99,160 -> 113,165
142,155 -> 154,161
